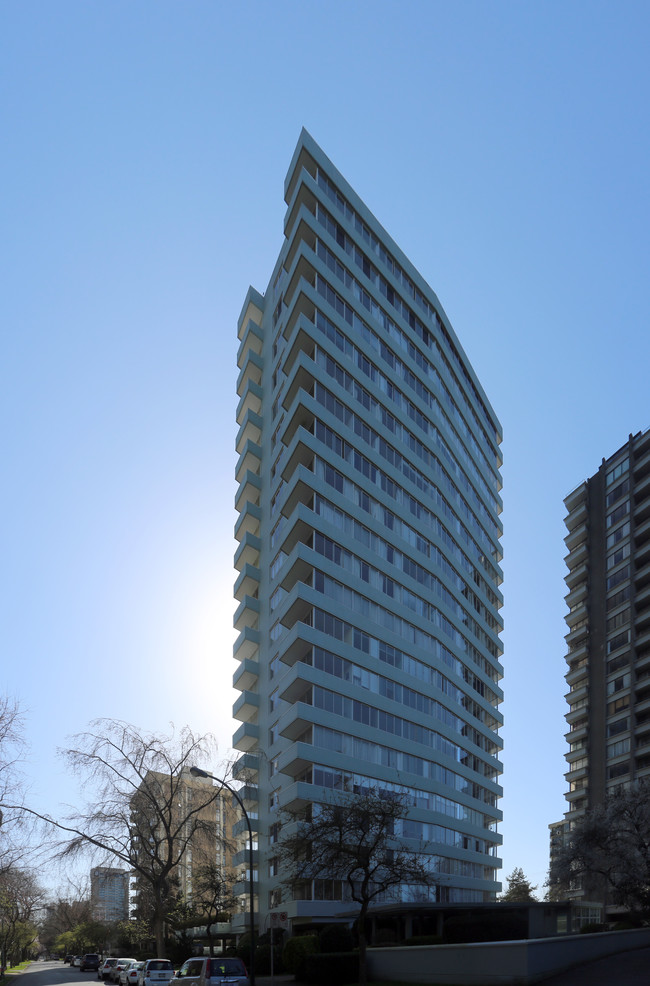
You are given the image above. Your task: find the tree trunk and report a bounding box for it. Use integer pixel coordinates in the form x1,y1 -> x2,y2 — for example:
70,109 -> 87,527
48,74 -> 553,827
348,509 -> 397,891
153,907 -> 165,958
357,906 -> 368,986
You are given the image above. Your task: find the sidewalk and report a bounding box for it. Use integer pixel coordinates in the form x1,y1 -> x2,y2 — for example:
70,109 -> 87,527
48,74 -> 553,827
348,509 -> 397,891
537,944 -> 650,986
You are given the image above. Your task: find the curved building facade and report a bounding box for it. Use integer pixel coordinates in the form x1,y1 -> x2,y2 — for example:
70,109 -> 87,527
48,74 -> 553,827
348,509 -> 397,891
231,130 -> 504,932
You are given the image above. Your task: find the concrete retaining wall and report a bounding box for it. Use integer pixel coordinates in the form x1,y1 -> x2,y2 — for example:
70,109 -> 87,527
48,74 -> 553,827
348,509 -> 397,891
366,927 -> 650,984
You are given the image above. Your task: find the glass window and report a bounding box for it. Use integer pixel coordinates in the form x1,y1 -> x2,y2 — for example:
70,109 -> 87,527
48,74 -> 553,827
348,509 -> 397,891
607,565 -> 630,591
607,502 -> 630,528
606,479 -> 630,508
607,521 -> 630,548
606,458 -> 629,486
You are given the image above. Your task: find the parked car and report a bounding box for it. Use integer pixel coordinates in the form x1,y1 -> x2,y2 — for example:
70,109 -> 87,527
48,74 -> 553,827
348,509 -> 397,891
73,957 -> 83,968
99,959 -> 119,980
80,955 -> 100,972
119,961 -> 139,986
173,956 -> 249,986
126,963 -> 144,986
110,960 -> 137,984
139,959 -> 174,986
65,955 -> 75,964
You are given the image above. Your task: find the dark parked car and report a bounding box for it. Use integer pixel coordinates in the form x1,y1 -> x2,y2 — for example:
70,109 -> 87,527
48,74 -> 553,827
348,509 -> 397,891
65,956 -> 75,964
81,955 -> 101,972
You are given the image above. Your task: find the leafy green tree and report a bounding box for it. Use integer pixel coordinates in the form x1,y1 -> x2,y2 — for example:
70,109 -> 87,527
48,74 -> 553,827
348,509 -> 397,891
500,867 -> 538,902
0,868 -> 43,967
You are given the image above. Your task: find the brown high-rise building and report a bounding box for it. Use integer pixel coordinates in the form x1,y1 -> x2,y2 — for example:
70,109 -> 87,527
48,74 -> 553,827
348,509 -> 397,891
562,429 -> 650,895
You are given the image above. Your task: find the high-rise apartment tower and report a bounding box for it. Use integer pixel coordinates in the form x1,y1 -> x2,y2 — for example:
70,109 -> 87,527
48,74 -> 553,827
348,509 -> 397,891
562,429 -> 650,894
90,866 -> 130,922
232,130 -> 504,933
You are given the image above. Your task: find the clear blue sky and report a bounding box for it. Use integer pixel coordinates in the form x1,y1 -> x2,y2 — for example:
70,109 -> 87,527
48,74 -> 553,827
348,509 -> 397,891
2,1 -> 650,896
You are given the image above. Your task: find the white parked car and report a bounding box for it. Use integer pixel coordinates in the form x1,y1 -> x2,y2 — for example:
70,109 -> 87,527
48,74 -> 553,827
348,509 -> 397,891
99,959 -> 119,981
139,960 -> 175,986
112,959 -> 137,984
119,962 -> 139,986
126,963 -> 144,986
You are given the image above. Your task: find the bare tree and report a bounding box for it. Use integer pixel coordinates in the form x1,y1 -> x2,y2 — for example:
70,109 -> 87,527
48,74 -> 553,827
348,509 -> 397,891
8,720 -> 226,956
190,861 -> 236,955
277,789 -> 437,986
0,697 -> 28,874
550,780 -> 650,911
38,879 -> 94,954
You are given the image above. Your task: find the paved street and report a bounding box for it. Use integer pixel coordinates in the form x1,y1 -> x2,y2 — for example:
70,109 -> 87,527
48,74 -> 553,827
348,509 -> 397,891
9,951 -> 650,986
6,963 -> 99,986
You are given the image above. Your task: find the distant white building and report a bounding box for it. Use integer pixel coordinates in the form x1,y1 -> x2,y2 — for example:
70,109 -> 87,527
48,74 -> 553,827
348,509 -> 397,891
90,866 -> 130,922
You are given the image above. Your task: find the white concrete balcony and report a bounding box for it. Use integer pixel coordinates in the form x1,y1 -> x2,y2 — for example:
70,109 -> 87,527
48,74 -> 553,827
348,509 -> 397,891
236,378 -> 263,420
277,620 -> 320,668
234,563 -> 261,602
236,317 -> 263,369
283,212 -> 318,275
232,722 -> 259,752
283,282 -> 318,343
235,501 -> 261,542
283,168 -> 318,242
281,431 -> 316,482
281,466 -> 314,518
276,502 -> 313,556
235,469 -> 261,512
236,347 -> 263,395
232,753 -> 259,782
233,625 -> 260,663
235,439 -> 262,483
233,595 -> 260,634
234,531 -> 261,573
277,740 -> 314,779
235,408 -> 263,455
277,779 -> 313,813
277,698 -> 313,737
282,315 -> 316,378
237,295 -> 263,342
278,661 -> 319,705
233,657 -> 259,692
280,542 -> 315,593
281,384 -> 317,446
284,248 -> 317,310
233,690 -> 260,724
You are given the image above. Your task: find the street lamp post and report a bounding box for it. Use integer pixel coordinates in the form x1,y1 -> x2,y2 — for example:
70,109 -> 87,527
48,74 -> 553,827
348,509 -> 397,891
189,766 -> 255,986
